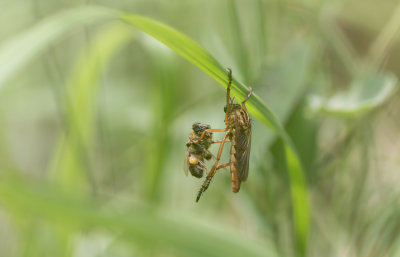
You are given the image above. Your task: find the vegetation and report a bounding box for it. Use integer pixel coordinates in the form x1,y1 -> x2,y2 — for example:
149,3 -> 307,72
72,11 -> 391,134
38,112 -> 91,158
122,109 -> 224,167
0,1 -> 399,257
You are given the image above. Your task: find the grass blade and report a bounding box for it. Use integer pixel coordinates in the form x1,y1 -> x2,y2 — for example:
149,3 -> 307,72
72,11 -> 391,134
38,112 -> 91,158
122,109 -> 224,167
227,0 -> 250,82
120,13 -> 310,255
0,7 -> 310,255
51,23 -> 134,191
309,72 -> 398,117
0,176 -> 277,257
0,6 -> 115,88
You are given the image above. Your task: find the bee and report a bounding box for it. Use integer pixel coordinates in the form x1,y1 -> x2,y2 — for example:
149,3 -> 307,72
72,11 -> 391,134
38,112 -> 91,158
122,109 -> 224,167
194,68 -> 253,202
184,122 -> 213,178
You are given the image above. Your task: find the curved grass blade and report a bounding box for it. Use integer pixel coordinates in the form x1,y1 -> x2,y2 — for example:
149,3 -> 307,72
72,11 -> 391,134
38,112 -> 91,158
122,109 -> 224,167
0,176 -> 277,257
309,72 -> 398,117
0,6 -> 115,88
0,7 -> 310,255
120,13 -> 310,255
51,23 -> 134,191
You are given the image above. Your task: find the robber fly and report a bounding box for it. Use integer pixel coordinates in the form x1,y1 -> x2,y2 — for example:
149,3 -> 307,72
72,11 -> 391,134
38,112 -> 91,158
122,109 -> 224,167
193,68 -> 253,202
184,122 -> 214,178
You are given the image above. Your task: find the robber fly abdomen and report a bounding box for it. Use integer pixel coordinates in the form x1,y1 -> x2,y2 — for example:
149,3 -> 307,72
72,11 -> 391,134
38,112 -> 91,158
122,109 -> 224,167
227,104 -> 252,193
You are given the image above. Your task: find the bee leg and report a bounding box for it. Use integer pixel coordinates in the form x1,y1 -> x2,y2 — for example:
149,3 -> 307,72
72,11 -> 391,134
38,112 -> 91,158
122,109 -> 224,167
196,131 -> 230,202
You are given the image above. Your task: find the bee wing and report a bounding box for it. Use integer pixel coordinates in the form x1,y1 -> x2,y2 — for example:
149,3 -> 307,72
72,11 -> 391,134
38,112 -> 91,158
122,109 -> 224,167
184,150 -> 189,176
234,124 -> 251,181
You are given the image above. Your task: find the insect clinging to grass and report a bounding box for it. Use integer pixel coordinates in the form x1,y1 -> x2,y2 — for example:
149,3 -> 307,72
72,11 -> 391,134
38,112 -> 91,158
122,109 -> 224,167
192,68 -> 253,202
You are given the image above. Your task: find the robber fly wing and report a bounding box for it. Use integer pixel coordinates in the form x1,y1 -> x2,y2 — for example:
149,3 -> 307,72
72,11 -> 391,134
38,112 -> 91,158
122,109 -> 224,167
234,124 -> 252,181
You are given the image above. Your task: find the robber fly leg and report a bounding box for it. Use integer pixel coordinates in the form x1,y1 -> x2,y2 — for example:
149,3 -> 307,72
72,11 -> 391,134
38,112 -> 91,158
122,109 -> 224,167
196,131 -> 230,202
196,128 -> 226,143
196,162 -> 230,202
242,87 -> 253,104
216,163 -> 230,170
212,139 -> 231,144
240,87 -> 253,113
225,68 -> 233,125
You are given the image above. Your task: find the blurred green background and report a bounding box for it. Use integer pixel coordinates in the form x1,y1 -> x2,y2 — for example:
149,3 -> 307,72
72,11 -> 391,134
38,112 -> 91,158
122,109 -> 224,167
1,0 -> 400,256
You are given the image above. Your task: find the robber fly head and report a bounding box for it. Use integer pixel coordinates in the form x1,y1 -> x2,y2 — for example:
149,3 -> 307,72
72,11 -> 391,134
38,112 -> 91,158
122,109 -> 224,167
224,103 -> 241,113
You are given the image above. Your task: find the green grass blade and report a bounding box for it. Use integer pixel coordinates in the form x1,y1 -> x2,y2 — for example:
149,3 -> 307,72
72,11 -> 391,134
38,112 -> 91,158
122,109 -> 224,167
142,42 -> 180,202
309,72 -> 398,117
228,0 -> 250,82
120,13 -> 310,255
368,1 -> 400,68
320,10 -> 360,76
51,23 -> 134,191
0,7 -> 310,255
0,6 -> 115,88
0,176 -> 277,257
